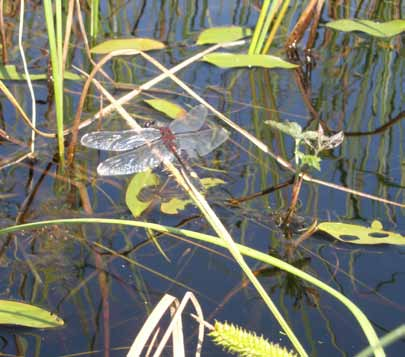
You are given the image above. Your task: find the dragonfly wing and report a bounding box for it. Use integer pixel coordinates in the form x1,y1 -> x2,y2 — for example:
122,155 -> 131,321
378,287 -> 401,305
176,126 -> 229,158
169,105 -> 208,133
81,128 -> 161,151
97,141 -> 174,176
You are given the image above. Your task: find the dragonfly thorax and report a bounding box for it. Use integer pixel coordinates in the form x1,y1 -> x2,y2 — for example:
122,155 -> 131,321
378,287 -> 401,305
159,127 -> 177,152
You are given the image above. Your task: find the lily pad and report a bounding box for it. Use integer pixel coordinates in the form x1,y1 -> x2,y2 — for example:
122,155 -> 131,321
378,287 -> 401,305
317,220 -> 405,245
0,65 -> 81,80
325,19 -> 405,38
196,26 -> 252,45
144,99 -> 186,119
125,171 -> 160,218
202,53 -> 297,69
90,38 -> 165,54
0,300 -> 64,328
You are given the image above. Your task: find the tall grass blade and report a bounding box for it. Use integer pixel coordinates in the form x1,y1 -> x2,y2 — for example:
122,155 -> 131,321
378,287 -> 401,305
43,0 -> 65,163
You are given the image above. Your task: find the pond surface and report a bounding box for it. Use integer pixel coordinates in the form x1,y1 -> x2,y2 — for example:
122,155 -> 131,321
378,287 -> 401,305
0,1 -> 404,356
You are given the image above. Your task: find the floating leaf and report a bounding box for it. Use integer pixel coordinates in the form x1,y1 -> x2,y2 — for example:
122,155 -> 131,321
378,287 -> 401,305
91,38 -> 165,54
161,197 -> 192,215
159,177 -> 225,215
125,171 -> 160,217
317,220 -> 405,245
144,99 -> 186,119
0,300 -> 64,328
0,65 -> 81,80
203,53 -> 297,69
196,26 -> 252,45
325,19 -> 405,38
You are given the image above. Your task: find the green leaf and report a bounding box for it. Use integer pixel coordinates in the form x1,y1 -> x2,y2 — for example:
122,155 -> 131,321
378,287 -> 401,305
325,19 -> 405,38
202,53 -> 298,69
125,171 -> 160,218
144,99 -> 186,119
317,220 -> 405,245
297,153 -> 321,170
301,130 -> 319,141
196,26 -> 252,45
0,300 -> 64,328
161,197 -> 192,215
200,177 -> 226,189
90,38 -> 165,54
0,65 -> 81,80
266,120 -> 303,138
160,178 -> 225,214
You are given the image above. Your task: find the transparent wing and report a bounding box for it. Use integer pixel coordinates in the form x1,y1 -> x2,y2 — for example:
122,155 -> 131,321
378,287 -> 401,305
176,126 -> 229,158
169,105 -> 208,134
96,141 -> 174,176
81,128 -> 161,151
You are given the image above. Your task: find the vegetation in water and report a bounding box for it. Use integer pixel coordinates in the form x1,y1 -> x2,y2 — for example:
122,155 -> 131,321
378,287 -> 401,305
0,0 -> 403,356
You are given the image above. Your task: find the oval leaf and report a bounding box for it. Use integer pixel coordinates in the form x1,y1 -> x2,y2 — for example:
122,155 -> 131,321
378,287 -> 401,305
202,53 -> 297,69
196,26 -> 252,45
144,99 -> 186,119
0,300 -> 64,328
325,19 -> 405,38
317,220 -> 405,245
125,171 -> 160,217
91,38 -> 165,54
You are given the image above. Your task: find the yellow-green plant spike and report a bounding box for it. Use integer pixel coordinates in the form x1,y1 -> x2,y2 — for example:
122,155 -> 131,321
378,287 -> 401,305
209,321 -> 298,357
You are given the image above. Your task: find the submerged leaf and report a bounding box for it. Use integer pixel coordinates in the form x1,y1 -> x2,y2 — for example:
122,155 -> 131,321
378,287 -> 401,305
266,120 -> 303,138
125,171 -> 160,217
200,177 -> 226,189
196,26 -> 252,45
325,19 -> 405,38
202,53 -> 297,69
317,220 -> 405,245
91,38 -> 165,53
0,300 -> 64,328
144,99 -> 186,119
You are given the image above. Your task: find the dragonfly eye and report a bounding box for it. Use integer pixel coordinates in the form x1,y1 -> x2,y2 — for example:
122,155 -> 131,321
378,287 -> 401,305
144,120 -> 156,128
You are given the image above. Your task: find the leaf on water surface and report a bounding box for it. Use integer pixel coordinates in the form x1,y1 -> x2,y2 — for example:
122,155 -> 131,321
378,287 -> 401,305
0,65 -> 81,80
196,26 -> 252,45
125,170 -> 160,218
161,197 -> 192,215
144,99 -> 187,120
90,38 -> 165,54
202,53 -> 298,69
0,300 -> 64,328
325,19 -> 405,38
317,220 -> 405,245
160,178 -> 225,215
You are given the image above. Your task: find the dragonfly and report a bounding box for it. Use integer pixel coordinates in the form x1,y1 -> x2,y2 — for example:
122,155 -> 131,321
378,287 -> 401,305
81,105 -> 230,176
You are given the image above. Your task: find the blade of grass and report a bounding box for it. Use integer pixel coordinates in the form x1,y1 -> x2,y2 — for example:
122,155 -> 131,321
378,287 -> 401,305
43,0 -> 65,163
262,0 -> 291,54
18,0 -> 36,156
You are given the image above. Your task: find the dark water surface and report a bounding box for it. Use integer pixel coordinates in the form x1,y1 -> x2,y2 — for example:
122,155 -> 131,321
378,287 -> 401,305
0,1 -> 404,356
